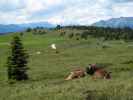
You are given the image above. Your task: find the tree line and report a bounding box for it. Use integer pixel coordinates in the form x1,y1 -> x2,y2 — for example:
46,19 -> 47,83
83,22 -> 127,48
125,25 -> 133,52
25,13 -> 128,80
62,26 -> 133,40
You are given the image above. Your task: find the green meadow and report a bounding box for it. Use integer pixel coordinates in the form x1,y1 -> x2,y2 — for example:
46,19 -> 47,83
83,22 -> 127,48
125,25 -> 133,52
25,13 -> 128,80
0,29 -> 133,100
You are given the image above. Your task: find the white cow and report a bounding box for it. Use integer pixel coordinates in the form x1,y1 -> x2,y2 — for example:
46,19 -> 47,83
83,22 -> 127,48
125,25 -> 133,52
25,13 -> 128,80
51,44 -> 56,50
51,43 -> 59,53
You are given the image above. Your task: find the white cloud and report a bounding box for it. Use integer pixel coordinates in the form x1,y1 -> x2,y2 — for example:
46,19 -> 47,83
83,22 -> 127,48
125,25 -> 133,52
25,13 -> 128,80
0,0 -> 133,24
0,12 -> 27,24
23,0 -> 62,14
46,0 -> 112,25
0,0 -> 25,12
112,2 -> 133,17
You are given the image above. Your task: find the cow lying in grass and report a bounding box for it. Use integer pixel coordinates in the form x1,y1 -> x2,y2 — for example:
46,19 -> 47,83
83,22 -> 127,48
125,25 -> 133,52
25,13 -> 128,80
86,64 -> 111,79
65,64 -> 111,80
65,68 -> 86,80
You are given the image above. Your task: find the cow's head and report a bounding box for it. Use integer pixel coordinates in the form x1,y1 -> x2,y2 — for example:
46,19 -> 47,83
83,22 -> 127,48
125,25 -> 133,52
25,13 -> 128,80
86,64 -> 97,75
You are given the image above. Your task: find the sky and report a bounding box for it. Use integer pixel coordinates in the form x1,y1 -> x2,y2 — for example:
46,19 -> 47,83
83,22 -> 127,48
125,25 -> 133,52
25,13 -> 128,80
0,0 -> 133,25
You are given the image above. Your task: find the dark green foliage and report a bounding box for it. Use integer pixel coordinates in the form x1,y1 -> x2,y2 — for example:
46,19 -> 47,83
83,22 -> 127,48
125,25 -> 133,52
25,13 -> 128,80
32,28 -> 46,35
68,33 -> 74,39
26,28 -> 32,32
76,37 -> 79,40
35,30 -> 46,35
7,36 -> 29,81
63,26 -> 133,41
56,25 -> 62,30
81,31 -> 89,40
75,33 -> 80,40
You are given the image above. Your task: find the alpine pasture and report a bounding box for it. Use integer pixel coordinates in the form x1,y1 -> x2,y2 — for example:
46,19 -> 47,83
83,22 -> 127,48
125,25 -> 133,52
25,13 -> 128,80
0,28 -> 133,100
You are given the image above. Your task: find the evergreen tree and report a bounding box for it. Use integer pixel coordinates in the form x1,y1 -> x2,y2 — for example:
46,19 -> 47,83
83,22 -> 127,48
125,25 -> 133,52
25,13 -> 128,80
56,25 -> 61,30
7,36 -> 29,81
26,28 -> 32,32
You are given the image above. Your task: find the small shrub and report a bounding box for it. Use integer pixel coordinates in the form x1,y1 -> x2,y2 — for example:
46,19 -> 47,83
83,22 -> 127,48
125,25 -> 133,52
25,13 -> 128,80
68,33 -> 74,39
60,32 -> 66,37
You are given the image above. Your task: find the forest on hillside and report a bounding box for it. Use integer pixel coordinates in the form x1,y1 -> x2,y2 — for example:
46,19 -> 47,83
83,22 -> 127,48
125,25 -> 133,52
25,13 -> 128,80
61,26 -> 133,40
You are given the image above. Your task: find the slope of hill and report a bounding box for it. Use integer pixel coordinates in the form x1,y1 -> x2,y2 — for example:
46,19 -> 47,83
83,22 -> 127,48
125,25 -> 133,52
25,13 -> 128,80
0,22 -> 55,34
92,17 -> 133,29
0,29 -> 133,100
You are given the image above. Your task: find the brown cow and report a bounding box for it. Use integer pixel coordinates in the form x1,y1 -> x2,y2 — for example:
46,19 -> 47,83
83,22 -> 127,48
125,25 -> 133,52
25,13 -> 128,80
65,64 -> 111,80
93,69 -> 111,79
86,64 -> 111,79
65,68 -> 86,80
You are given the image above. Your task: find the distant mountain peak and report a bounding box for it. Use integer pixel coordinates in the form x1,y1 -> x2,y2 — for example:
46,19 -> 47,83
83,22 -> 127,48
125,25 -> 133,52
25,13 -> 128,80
92,17 -> 133,29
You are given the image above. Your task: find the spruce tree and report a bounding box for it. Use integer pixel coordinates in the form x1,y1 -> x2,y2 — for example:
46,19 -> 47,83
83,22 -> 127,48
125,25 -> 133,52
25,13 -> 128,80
7,36 -> 29,81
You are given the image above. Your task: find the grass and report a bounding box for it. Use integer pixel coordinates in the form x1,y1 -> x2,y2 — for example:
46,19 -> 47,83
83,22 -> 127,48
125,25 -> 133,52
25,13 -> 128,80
0,29 -> 133,100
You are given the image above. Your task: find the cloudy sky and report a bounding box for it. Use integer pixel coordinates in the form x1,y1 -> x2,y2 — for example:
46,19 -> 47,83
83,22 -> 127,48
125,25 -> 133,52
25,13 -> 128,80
0,0 -> 133,25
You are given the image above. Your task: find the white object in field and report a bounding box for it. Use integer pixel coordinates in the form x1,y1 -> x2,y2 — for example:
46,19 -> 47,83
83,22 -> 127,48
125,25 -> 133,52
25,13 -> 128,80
51,44 -> 56,50
36,51 -> 41,55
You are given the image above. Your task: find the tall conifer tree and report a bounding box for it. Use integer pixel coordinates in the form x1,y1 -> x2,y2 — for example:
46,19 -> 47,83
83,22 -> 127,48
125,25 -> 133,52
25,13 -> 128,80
7,36 -> 29,81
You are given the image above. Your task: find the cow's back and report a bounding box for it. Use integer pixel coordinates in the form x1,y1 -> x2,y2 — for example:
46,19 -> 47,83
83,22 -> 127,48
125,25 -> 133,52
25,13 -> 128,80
93,69 -> 111,79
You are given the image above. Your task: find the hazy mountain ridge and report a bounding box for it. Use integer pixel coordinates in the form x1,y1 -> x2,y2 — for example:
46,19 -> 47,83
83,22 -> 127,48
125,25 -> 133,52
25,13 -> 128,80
0,22 -> 55,34
1,17 -> 133,34
92,17 -> 133,29
0,24 -> 25,34
20,22 -> 55,28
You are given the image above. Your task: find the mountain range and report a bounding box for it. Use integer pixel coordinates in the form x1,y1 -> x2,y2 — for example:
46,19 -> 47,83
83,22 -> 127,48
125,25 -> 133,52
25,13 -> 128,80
1,17 -> 133,34
92,17 -> 133,29
0,22 -> 55,34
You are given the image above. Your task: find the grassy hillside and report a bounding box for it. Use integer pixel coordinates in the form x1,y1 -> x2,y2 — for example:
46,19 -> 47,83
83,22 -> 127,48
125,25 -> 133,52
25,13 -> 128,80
0,29 -> 133,100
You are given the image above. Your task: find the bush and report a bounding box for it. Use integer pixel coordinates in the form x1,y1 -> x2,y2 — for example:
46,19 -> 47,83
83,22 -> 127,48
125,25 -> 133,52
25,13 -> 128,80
26,28 -> 32,32
81,31 -> 89,40
68,33 -> 74,39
